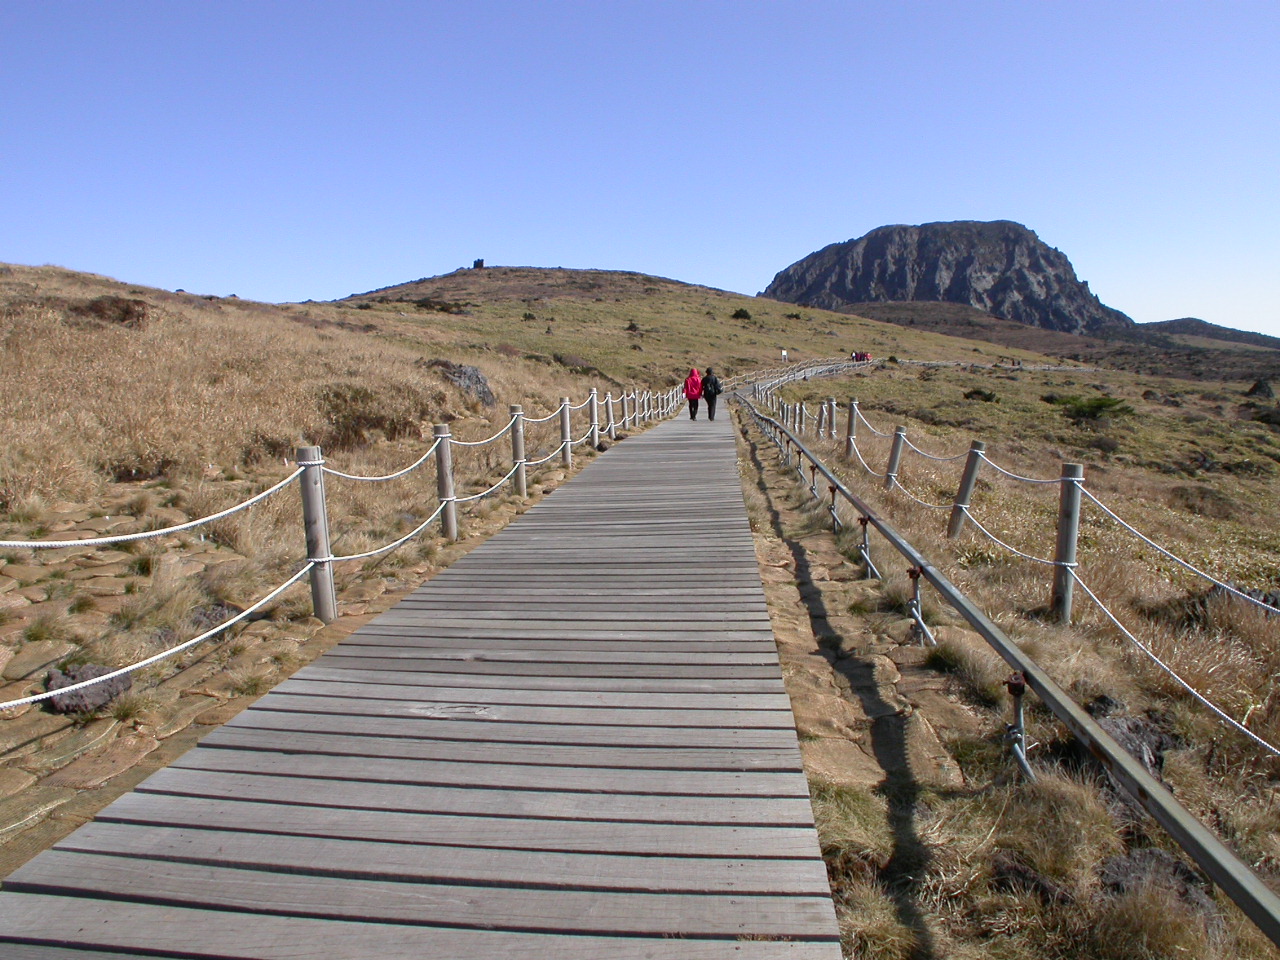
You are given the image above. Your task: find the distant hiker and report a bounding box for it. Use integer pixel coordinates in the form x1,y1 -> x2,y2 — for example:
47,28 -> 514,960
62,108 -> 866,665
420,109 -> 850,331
781,349 -> 788,363
684,368 -> 703,420
701,367 -> 721,421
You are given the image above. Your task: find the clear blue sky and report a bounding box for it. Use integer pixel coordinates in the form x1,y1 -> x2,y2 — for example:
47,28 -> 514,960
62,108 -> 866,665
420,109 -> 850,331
4,1 -> 1278,336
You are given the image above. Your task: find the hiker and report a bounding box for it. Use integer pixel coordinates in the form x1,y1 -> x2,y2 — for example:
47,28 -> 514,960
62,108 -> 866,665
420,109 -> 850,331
701,367 -> 721,421
683,367 -> 703,420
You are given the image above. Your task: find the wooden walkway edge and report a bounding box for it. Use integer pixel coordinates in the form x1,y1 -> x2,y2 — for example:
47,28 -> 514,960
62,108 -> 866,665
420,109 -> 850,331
0,415 -> 841,959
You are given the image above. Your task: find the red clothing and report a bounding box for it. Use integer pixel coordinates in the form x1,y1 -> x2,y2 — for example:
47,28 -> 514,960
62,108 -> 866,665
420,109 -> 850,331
684,369 -> 702,399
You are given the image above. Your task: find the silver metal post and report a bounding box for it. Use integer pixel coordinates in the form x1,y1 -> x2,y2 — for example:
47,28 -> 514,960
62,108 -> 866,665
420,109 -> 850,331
858,516 -> 881,579
884,426 -> 906,490
295,445 -> 337,624
606,393 -> 617,439
433,425 -> 458,541
509,404 -> 527,498
843,400 -> 857,460
560,397 -> 573,468
826,397 -> 837,439
1051,463 -> 1085,622
1005,673 -> 1036,781
947,440 -> 987,538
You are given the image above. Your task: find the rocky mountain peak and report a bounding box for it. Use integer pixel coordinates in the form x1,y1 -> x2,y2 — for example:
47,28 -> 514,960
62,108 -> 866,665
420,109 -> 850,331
762,220 -> 1133,335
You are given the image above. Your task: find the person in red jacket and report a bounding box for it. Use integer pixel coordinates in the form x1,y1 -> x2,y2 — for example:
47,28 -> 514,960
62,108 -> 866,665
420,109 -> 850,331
683,368 -> 703,420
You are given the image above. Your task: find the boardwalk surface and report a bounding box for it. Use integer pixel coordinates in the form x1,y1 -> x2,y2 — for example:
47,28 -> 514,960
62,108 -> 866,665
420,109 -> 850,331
0,414 -> 841,959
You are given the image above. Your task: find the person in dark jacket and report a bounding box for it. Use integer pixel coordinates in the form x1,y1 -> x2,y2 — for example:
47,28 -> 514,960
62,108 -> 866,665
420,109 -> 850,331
701,367 -> 721,421
683,368 -> 703,420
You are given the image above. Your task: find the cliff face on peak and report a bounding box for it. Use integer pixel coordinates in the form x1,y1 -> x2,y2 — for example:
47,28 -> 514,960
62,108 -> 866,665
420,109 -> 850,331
762,220 -> 1133,335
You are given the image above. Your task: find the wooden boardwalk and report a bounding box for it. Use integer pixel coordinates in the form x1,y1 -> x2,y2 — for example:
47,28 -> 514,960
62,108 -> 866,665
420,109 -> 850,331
0,415 -> 841,959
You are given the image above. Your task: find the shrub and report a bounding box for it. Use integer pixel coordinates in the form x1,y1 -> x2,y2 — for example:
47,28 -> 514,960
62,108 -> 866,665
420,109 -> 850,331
963,388 -> 999,403
731,308 -> 751,320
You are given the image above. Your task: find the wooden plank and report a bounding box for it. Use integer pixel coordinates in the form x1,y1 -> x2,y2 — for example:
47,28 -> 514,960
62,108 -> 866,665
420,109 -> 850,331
54,822 -> 832,894
197,726 -> 802,771
284,665 -> 786,693
5,851 -> 839,938
239,692 -> 798,727
136,768 -> 820,824
171,748 -> 810,797
220,710 -> 801,747
289,648 -> 782,665
0,894 -> 841,959
295,657 -> 783,678
94,794 -> 820,857
271,677 -> 796,710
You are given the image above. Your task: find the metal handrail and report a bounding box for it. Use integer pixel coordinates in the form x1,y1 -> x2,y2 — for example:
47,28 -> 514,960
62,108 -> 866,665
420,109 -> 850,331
739,395 -> 1280,948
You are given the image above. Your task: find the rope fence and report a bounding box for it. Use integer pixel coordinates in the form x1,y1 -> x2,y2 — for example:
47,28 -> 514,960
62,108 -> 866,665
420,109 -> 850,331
751,364 -> 1280,757
740,392 -> 1280,946
0,380 -> 685,711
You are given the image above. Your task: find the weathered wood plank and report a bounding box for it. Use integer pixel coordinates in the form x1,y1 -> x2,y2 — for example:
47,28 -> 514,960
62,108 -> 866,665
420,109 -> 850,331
0,894 -> 841,959
198,726 -> 802,770
6,851 -> 839,938
54,823 -> 832,894
95,795 -> 821,857
222,710 -> 801,747
137,768 -> 820,824
239,692 -> 798,727
171,748 -> 810,796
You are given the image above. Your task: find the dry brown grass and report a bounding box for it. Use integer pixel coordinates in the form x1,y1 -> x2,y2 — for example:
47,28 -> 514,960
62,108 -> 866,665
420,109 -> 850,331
743,395 -> 1279,959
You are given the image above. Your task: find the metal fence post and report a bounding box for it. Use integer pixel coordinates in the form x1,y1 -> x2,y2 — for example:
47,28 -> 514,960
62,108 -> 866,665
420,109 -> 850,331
816,402 -> 827,439
843,399 -> 857,460
884,426 -> 906,491
560,397 -> 573,468
589,388 -> 600,448
826,398 -> 836,439
947,440 -> 987,538
433,425 -> 458,541
509,404 -> 527,499
295,445 -> 337,624
607,393 -> 617,439
1051,463 -> 1085,622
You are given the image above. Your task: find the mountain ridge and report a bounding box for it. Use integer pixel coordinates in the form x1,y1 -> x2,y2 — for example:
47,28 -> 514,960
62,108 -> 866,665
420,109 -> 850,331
763,220 -> 1134,335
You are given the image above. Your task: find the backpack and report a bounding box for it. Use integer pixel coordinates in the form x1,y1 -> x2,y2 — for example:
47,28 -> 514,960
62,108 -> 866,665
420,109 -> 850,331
702,375 -> 720,398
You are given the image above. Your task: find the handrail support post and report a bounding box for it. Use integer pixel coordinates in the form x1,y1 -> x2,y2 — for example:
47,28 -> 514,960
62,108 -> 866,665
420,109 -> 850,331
948,440 -> 987,538
509,404 -> 527,499
295,445 -> 338,624
434,425 -> 458,541
1051,463 -> 1085,622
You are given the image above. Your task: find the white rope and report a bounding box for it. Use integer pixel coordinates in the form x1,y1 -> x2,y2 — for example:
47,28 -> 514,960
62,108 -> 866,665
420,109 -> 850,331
1070,570 -> 1280,757
855,407 -> 893,438
960,505 -> 1059,566
455,463 -> 521,503
328,502 -> 447,563
570,426 -> 594,445
848,437 -> 887,478
0,469 -> 305,550
890,477 -> 952,510
978,452 -> 1062,485
524,445 -> 566,467
1080,489 -> 1280,616
449,416 -> 518,447
902,435 -> 969,462
0,563 -> 316,711
522,409 -> 561,424
567,397 -> 593,411
322,440 -> 441,482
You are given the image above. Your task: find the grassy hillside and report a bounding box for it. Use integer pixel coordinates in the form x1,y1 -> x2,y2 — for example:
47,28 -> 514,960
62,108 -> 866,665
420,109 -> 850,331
813,300 -> 1280,382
